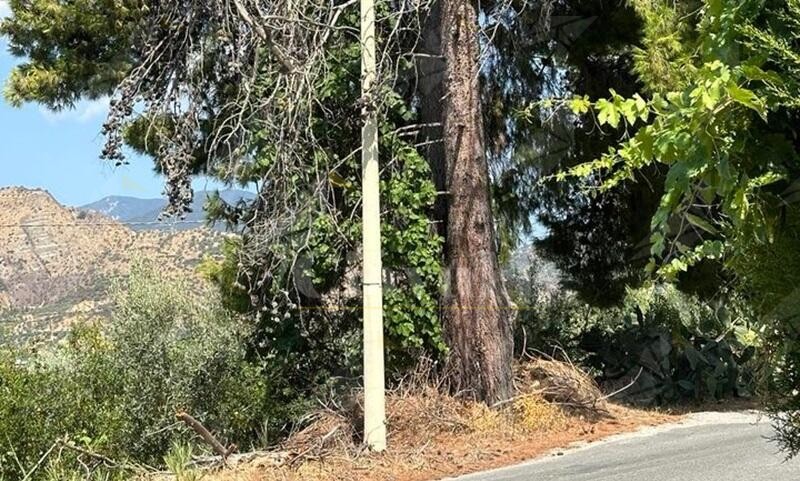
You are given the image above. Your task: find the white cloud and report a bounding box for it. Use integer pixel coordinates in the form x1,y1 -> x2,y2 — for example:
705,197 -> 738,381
39,97 -> 110,124
76,97 -> 111,122
0,1 -> 10,19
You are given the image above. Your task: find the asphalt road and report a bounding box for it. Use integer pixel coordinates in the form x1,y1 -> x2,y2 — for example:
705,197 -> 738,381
449,412 -> 799,481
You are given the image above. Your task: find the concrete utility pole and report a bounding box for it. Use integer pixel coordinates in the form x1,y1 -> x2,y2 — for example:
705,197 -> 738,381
360,0 -> 387,452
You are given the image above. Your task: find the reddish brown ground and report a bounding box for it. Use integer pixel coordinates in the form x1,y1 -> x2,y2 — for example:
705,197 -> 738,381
145,361 -> 688,481
201,400 -> 678,481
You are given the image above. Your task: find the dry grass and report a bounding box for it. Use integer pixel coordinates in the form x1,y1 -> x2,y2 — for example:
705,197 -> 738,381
160,360 -> 678,481
516,359 -> 607,413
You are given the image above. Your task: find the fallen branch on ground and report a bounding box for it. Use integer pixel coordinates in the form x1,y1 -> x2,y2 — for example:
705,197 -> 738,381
55,439 -> 159,475
190,450 -> 291,469
598,367 -> 645,402
288,425 -> 341,466
176,412 -> 237,459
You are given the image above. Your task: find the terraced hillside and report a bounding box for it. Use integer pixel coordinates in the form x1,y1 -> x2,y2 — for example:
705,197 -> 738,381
0,187 -> 224,341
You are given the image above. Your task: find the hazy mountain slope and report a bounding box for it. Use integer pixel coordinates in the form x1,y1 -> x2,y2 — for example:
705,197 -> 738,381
80,189 -> 254,230
78,195 -> 165,222
0,187 -> 225,341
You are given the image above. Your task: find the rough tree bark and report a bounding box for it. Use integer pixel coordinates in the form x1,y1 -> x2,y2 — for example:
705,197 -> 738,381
421,0 -> 515,404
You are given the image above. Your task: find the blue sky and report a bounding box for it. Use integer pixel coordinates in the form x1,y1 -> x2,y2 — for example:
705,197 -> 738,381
0,1 -> 221,206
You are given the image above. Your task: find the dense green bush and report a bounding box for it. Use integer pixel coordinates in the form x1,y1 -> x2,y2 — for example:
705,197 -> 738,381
513,278 -> 759,405
730,210 -> 800,457
0,263 -> 286,480
580,285 -> 758,404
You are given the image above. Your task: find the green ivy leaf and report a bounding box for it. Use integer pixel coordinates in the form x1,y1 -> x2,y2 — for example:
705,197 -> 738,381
596,98 -> 621,128
569,95 -> 591,115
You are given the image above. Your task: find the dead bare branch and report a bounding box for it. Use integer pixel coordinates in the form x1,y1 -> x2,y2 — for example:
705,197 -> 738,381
176,411 -> 237,459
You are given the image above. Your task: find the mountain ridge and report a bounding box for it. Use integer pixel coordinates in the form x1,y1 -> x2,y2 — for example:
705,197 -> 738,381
79,189 -> 255,230
0,186 -> 224,342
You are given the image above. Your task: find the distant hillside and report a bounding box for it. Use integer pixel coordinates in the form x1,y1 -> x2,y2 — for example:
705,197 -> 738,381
80,189 -> 255,231
0,187 -> 226,342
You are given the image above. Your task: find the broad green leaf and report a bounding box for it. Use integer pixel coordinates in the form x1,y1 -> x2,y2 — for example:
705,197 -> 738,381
726,83 -> 768,119
633,93 -> 649,121
569,96 -> 591,115
621,99 -> 638,125
740,64 -> 783,85
748,172 -> 785,189
596,98 -> 621,128
686,213 -> 719,235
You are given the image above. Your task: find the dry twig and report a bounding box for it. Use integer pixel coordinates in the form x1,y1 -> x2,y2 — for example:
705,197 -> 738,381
176,411 -> 237,459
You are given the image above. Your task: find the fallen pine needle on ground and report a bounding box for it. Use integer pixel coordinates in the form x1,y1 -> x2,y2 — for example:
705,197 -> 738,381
151,360 -> 680,481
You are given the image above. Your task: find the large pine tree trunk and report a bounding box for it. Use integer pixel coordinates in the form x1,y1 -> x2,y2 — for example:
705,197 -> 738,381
437,0 -> 514,404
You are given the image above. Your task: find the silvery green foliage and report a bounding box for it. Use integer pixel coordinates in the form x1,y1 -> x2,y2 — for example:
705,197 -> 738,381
0,262 -> 278,480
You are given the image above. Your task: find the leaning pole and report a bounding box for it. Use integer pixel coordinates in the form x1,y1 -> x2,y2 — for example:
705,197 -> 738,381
360,0 -> 387,452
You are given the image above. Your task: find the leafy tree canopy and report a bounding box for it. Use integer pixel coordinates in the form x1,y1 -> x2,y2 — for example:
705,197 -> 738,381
539,0 -> 800,455
2,0 -> 447,376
